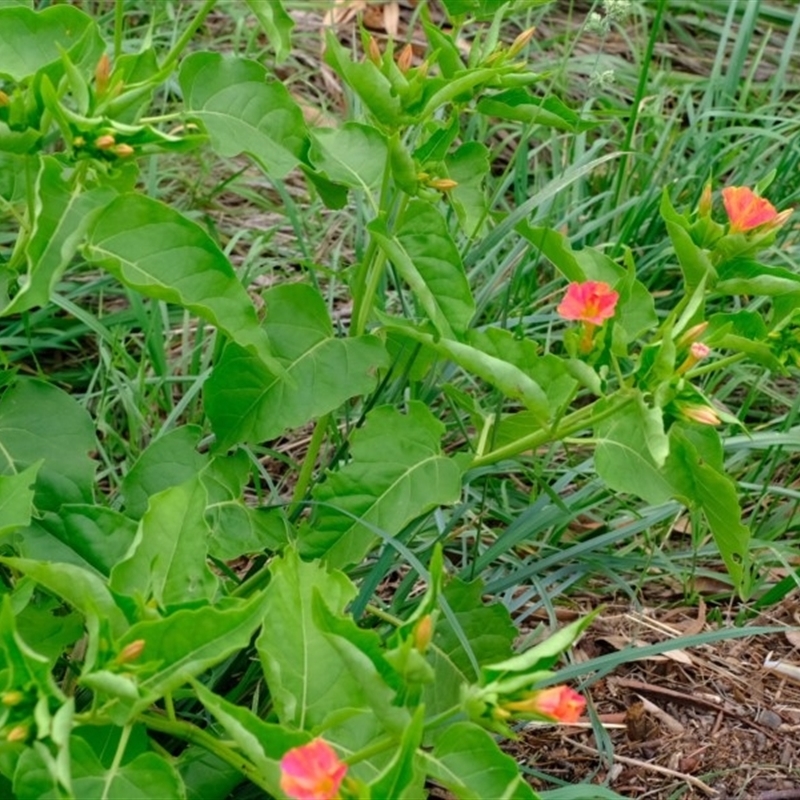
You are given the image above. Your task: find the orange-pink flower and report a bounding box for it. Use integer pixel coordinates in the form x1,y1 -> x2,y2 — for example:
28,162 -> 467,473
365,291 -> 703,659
280,739 -> 347,800
503,685 -> 586,723
722,186 -> 792,234
556,281 -> 619,326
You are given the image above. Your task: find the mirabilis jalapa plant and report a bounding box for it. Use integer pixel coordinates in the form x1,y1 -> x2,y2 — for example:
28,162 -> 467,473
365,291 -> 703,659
0,0 -> 798,798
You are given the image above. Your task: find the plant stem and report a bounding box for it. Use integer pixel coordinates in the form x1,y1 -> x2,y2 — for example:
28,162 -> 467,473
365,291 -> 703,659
470,392 -> 634,468
141,712 -> 273,792
113,0 -> 124,62
161,0 -> 217,74
685,351 -> 747,377
101,724 -> 131,800
290,413 -> 330,511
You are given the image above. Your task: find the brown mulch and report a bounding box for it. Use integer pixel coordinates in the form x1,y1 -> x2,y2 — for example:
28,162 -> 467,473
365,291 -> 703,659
509,596 -> 800,799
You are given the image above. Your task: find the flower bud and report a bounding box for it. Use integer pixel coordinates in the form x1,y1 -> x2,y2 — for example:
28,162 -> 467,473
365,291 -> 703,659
698,182 -> 713,217
429,178 -> 458,191
677,342 -> 711,375
681,404 -> 721,426
94,134 -> 115,150
115,639 -> 145,664
676,321 -> 708,349
1,691 -> 24,707
0,90 -> 9,107
397,43 -> 413,73
412,615 -> 433,653
6,725 -> 28,743
503,685 -> 585,723
113,143 -> 135,157
367,36 -> 382,65
508,26 -> 536,57
95,53 -> 111,97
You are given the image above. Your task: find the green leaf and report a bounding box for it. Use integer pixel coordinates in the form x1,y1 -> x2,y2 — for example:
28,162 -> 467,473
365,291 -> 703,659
439,0 -> 512,21
0,5 -> 101,81
663,425 -> 752,597
716,258 -> 800,296
323,32 -> 403,127
517,223 -> 584,282
303,402 -> 463,568
85,194 -> 284,375
93,591 -> 268,722
243,0 -> 294,62
426,722 -> 538,800
446,142 -> 490,237
16,596 -> 84,663
179,52 -> 306,179
54,506 -> 137,577
70,737 -> 186,800
256,549 -> 362,729
206,283 -> 388,450
594,393 -> 673,506
308,123 -> 388,192
121,426 -> 207,519
111,475 -> 219,608
192,679 -> 307,795
1,557 -> 129,641
369,201 -> 475,337
380,319 -> 551,423
177,747 -> 243,800
0,379 -> 96,511
478,89 -> 594,132
0,462 -> 39,537
369,706 -> 425,799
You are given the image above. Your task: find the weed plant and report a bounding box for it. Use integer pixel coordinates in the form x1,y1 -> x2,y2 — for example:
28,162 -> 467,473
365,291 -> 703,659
0,0 -> 798,798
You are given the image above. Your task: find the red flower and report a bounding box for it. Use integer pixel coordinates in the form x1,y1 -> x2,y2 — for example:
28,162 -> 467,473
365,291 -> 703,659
556,281 -> 619,326
503,685 -> 586,723
280,739 -> 347,800
722,186 -> 792,234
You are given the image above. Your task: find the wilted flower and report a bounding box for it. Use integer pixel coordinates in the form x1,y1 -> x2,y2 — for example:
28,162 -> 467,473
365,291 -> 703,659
280,739 -> 347,800
557,281 -> 619,325
722,186 -> 792,234
503,685 -> 586,723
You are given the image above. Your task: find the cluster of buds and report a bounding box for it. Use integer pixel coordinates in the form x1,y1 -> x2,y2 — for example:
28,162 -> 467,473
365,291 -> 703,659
1,689 -> 34,745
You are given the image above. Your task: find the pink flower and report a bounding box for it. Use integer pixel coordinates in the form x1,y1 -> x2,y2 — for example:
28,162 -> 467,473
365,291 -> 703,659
280,739 -> 347,800
504,685 -> 586,723
556,281 -> 619,326
722,186 -> 792,234
681,405 -> 721,426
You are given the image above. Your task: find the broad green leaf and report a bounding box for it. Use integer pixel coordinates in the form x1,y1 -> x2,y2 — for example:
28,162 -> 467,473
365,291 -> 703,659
111,475 -> 218,608
0,379 -> 95,511
85,194 -> 284,375
13,745 -> 71,800
72,725 -> 151,769
308,122 -> 388,192
121,426 -> 207,519
594,393 -> 673,506
478,89 -> 594,132
57,506 -> 137,577
716,258 -> 800,296
92,591 -> 268,722
177,747 -> 243,800
369,201 -> 475,337
0,152 -> 29,205
179,52 -> 306,179
1,557 -> 129,641
16,596 -> 83,664
203,454 -> 290,559
369,706 -> 425,800
303,402 -> 463,568
446,142 -> 490,237
517,223 -> 584,282
380,319 -> 550,423
426,722 -> 538,800
663,424 -> 752,597
0,5 -> 102,82
192,679 -> 307,796
257,550 -> 367,729
0,121 -> 39,154
70,738 -> 185,800
243,0 -> 294,62
466,329 -> 576,417
206,283 -> 388,450
0,462 -> 39,537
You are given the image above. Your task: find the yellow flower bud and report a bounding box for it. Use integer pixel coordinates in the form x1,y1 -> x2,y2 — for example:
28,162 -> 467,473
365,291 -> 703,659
6,725 -> 28,743
429,178 -> 458,191
1,691 -> 24,707
115,639 -> 145,664
412,615 -> 433,653
113,143 -> 135,157
508,26 -> 536,57
95,53 -> 111,97
0,90 -> 9,107
94,134 -> 116,150
367,36 -> 382,65
397,43 -> 413,74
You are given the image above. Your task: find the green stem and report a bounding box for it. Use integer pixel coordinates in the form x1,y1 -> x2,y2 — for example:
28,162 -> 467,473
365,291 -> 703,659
140,712 -> 272,792
471,392 -> 635,469
290,413 -> 330,510
685,351 -> 747,378
161,0 -> 217,74
354,249 -> 387,336
101,724 -> 131,800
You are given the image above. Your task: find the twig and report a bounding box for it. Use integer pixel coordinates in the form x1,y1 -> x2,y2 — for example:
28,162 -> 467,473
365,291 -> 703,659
754,791 -> 800,800
563,737 -> 719,797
